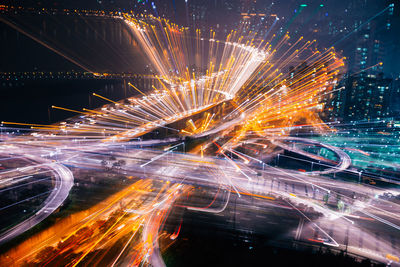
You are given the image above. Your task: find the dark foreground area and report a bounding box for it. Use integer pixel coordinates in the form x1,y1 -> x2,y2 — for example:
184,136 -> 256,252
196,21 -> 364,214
163,230 -> 384,267
162,193 -> 385,267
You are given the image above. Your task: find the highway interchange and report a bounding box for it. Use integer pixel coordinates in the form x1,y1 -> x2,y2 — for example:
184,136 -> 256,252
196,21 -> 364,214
0,5 -> 397,266
0,133 -> 400,265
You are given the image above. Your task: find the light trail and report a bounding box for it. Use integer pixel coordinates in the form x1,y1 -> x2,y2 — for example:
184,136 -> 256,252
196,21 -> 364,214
0,177 -> 51,193
0,190 -> 53,212
1,9 -> 400,267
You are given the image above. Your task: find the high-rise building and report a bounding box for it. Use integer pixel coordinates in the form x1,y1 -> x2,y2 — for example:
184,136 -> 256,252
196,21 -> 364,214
343,74 -> 392,121
390,77 -> 400,118
323,81 -> 346,122
351,23 -> 385,75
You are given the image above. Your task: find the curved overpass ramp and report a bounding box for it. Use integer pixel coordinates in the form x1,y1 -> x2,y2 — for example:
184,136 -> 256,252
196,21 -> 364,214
0,153 -> 74,245
191,117 -> 351,175
269,137 -> 351,175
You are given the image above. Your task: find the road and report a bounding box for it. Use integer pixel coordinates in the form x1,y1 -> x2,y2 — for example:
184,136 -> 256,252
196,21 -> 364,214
245,136 -> 352,175
0,136 -> 399,265
56,144 -> 400,265
0,148 -> 74,245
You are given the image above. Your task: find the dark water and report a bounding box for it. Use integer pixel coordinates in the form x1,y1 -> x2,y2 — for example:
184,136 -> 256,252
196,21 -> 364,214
0,78 -> 128,124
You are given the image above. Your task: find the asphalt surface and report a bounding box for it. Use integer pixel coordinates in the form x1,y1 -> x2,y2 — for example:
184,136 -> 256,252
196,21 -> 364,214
0,149 -> 74,245
0,137 -> 399,265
